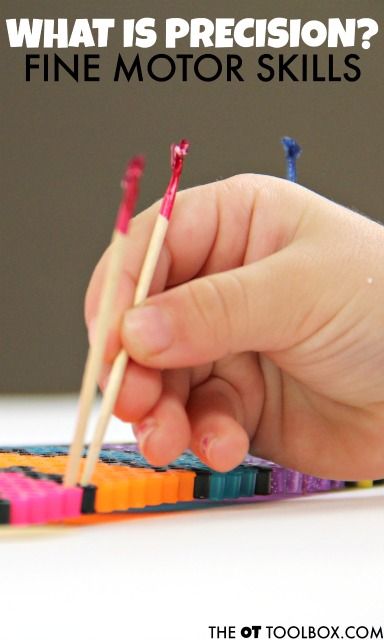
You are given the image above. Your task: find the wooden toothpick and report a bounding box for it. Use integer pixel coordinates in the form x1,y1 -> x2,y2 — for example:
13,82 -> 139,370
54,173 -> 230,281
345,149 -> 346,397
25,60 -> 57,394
64,157 -> 144,486
81,140 -> 189,486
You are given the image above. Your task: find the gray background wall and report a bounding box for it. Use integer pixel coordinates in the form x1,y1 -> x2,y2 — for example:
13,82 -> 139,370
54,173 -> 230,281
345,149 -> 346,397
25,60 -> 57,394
1,0 -> 383,392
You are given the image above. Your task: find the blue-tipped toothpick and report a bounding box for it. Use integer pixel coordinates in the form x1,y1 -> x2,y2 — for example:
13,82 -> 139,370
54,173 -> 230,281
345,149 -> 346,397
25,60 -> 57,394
282,137 -> 302,183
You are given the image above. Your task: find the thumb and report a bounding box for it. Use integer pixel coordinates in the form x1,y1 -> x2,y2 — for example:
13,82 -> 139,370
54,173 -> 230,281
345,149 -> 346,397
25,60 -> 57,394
120,244 -> 318,368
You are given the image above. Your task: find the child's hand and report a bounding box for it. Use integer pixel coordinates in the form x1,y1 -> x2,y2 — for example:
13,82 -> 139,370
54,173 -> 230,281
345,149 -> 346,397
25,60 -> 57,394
85,175 -> 384,480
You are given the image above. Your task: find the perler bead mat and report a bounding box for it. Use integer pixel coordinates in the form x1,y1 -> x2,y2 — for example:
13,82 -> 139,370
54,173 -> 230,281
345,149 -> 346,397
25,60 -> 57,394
0,444 -> 382,527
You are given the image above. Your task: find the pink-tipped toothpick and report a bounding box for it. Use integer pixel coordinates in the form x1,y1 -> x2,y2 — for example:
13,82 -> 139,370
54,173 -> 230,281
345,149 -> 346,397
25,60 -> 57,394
64,157 -> 145,487
81,140 -> 189,486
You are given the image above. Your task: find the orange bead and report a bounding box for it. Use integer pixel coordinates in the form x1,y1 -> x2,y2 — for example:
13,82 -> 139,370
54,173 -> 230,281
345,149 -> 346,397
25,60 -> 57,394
95,480 -> 115,513
145,471 -> 164,506
177,470 -> 196,501
126,471 -> 147,508
161,471 -> 179,504
112,478 -> 131,511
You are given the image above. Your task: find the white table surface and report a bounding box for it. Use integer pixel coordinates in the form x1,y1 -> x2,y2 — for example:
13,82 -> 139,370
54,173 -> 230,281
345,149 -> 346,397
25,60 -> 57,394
0,395 -> 383,640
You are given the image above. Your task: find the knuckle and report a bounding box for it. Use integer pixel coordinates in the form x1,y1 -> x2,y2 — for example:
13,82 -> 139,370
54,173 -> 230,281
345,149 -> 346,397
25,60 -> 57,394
219,174 -> 289,224
223,173 -> 280,200
185,279 -> 217,336
220,271 -> 250,350
187,272 -> 249,354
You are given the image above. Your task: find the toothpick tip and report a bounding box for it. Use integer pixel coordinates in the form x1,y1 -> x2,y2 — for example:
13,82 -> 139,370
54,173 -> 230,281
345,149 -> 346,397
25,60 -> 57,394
121,155 -> 145,188
171,139 -> 190,168
281,137 -> 302,160
116,155 -> 145,234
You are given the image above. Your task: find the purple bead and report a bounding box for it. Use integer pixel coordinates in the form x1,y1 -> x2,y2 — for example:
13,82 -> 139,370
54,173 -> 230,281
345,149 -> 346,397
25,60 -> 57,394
285,469 -> 303,494
270,466 -> 285,495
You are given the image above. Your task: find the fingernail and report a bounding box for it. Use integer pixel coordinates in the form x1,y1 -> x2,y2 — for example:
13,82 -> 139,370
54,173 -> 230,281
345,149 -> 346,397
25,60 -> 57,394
123,306 -> 173,356
88,318 -> 97,346
200,434 -> 218,462
135,418 -> 158,450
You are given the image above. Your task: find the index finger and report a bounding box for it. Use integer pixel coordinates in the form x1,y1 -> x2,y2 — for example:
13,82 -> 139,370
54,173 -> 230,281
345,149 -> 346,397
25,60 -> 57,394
84,174 -> 302,360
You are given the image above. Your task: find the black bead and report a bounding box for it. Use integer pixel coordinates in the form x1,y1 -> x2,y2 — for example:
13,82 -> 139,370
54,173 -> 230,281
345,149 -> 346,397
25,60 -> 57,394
81,485 -> 97,513
193,471 -> 211,499
0,499 -> 10,525
254,467 -> 271,495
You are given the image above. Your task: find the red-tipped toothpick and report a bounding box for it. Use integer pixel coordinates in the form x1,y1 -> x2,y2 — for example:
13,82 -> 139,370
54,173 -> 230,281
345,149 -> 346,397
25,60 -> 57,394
64,157 -> 145,486
81,140 -> 189,486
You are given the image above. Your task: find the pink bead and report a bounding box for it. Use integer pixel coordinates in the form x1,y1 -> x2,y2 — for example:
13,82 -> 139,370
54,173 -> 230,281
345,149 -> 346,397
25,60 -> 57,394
28,490 -> 48,524
40,481 -> 64,522
62,486 -> 82,518
10,492 -> 29,526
